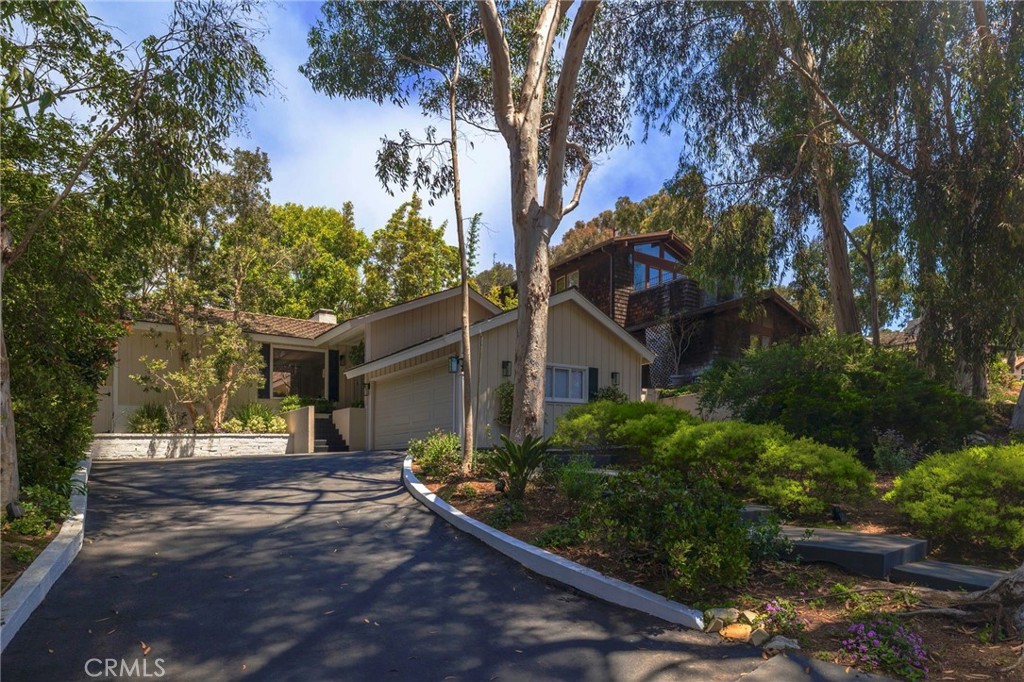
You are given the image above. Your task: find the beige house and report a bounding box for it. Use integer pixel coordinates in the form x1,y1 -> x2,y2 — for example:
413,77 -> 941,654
96,287 -> 654,451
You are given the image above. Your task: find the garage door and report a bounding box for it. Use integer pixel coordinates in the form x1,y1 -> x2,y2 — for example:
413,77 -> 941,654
374,364 -> 455,450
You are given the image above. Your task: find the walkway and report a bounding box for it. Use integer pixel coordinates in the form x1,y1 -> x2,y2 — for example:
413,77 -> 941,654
1,452 -> 763,682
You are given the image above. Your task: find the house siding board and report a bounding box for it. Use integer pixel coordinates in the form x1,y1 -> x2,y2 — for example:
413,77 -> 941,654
469,300 -> 643,449
611,250 -> 632,326
367,296 -> 492,362
625,277 -> 701,329
552,252 -> 613,318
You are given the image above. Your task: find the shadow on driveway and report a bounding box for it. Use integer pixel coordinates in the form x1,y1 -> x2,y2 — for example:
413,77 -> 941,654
1,452 -> 762,682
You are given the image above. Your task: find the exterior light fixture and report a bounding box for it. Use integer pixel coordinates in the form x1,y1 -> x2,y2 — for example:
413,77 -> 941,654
449,355 -> 462,374
501,360 -> 512,378
362,382 -> 370,396
611,371 -> 620,386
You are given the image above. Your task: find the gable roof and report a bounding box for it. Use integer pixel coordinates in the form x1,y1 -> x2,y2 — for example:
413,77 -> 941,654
313,286 -> 501,346
550,230 -> 694,270
345,288 -> 655,379
137,306 -> 337,340
683,290 -> 813,330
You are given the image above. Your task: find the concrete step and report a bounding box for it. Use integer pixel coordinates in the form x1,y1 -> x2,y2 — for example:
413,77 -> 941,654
890,560 -> 1009,592
737,652 -> 895,681
782,526 -> 928,579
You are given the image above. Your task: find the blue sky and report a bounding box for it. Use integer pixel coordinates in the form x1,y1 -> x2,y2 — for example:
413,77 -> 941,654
88,1 -> 685,268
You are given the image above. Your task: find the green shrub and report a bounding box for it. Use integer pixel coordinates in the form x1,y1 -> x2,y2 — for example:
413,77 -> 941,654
453,483 -> 479,500
4,484 -> 71,536
588,468 -> 751,597
480,434 -> 554,501
227,402 -> 287,433
128,403 -> 168,433
557,455 -> 604,502
752,438 -> 874,516
872,429 -> 922,474
279,395 -> 308,412
408,429 -> 462,481
697,335 -> 983,456
552,400 -> 697,459
657,421 -> 873,516
495,381 -> 514,426
592,385 -> 628,403
886,444 -> 1024,554
535,520 -> 584,548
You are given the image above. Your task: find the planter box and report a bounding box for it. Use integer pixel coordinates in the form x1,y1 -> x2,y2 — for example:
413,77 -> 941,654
90,433 -> 291,460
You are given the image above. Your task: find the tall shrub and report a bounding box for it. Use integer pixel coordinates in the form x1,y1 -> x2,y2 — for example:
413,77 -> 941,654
698,335 -> 982,456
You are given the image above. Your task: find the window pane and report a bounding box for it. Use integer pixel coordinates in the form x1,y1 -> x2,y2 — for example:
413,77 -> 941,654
567,270 -> 579,288
272,349 -> 325,398
555,276 -> 566,293
570,370 -> 584,400
545,367 -> 552,398
633,262 -> 645,290
663,250 -> 678,263
636,243 -> 659,257
554,368 -> 569,398
648,268 -> 660,288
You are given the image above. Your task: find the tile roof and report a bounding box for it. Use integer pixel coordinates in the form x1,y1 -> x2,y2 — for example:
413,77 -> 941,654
137,306 -> 338,340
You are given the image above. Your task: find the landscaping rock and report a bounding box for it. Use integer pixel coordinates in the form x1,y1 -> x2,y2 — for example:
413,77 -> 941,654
749,627 -> 770,647
739,609 -> 759,625
705,617 -> 725,633
763,635 -> 801,654
704,607 -> 740,625
720,623 -> 752,642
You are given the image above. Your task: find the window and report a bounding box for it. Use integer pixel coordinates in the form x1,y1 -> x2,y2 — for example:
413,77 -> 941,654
272,348 -> 326,399
566,270 -> 579,288
544,365 -> 586,402
632,243 -> 684,291
554,275 -> 566,293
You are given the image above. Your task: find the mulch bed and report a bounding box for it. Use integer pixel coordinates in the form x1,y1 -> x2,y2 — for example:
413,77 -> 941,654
1,527 -> 60,594
423,470 -> 1023,681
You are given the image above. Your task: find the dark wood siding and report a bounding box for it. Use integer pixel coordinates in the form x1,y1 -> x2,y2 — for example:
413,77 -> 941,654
625,277 -> 701,330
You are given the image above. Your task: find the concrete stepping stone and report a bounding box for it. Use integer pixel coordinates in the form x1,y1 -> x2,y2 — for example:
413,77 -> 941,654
890,560 -> 1009,592
782,526 -> 928,579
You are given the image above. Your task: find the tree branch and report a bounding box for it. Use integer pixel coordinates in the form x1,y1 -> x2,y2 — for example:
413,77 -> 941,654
542,0 -> 599,218
3,59 -> 152,268
518,0 -> 565,117
476,0 -> 517,141
779,52 -> 914,177
560,141 -> 592,218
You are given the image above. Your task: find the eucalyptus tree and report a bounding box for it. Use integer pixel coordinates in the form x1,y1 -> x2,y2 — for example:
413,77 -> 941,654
0,1 -> 271,506
305,1 -> 629,441
797,1 -> 1024,397
611,1 -> 861,337
304,1 -> 484,466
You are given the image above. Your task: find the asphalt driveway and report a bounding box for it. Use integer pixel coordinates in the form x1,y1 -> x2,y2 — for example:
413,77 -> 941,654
1,452 -> 763,682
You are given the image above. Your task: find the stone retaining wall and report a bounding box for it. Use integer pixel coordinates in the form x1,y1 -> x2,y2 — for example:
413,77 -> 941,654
90,433 -> 291,460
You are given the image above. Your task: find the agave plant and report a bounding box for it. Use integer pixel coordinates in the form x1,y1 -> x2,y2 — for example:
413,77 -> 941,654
481,434 -> 554,502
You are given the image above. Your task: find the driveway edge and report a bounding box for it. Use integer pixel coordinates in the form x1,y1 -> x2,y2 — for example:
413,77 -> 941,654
402,455 -> 704,630
1,458 -> 91,652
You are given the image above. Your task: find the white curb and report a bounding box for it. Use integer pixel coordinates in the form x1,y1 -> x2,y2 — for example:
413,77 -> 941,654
1,458 -> 91,652
402,456 -> 704,630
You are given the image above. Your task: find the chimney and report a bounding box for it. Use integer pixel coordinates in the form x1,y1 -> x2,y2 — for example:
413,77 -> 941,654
310,309 -> 337,325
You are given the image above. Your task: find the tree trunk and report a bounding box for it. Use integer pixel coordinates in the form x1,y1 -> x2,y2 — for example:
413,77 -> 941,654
0,221 -> 19,508
1010,383 -> 1024,432
970,560 -> 1024,633
449,61 -> 475,472
865,250 -> 881,347
511,209 -> 553,440
778,1 -> 859,336
478,0 -> 597,441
